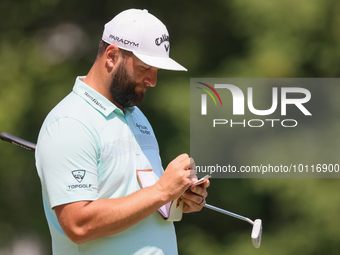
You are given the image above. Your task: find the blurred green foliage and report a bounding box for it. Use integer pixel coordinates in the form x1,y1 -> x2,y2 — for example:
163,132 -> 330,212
1,0 -> 340,254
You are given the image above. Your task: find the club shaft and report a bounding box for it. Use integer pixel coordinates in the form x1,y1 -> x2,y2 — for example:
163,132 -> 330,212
0,132 -> 36,151
204,203 -> 254,225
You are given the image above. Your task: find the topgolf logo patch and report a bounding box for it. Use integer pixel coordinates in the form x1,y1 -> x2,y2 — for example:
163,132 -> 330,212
72,170 -> 86,183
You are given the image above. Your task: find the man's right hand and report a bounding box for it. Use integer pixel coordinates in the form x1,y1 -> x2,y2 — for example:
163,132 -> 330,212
155,153 -> 194,203
54,154 -> 195,244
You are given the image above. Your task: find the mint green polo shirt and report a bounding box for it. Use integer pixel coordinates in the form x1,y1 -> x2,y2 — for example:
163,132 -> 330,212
35,76 -> 178,255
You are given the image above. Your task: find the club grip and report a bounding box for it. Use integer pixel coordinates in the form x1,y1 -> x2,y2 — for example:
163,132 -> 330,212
0,132 -> 36,151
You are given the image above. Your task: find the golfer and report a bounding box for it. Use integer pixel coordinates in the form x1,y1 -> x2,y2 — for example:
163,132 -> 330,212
35,9 -> 209,255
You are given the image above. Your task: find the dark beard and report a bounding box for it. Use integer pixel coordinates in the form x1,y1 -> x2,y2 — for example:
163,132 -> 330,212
109,63 -> 144,108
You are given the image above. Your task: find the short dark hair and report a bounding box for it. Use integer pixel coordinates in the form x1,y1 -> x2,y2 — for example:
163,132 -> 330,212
97,40 -> 133,58
97,40 -> 110,57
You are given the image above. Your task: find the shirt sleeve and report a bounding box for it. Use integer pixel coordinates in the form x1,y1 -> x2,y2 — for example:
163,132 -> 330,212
36,117 -> 99,209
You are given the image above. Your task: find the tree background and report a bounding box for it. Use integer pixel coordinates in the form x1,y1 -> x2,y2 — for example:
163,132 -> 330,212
1,0 -> 340,254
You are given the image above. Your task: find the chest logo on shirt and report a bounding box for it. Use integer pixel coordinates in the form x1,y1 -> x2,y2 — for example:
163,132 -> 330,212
136,123 -> 151,135
72,170 -> 86,183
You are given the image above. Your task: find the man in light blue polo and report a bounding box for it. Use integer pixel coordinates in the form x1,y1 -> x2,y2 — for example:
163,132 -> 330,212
35,9 -> 209,255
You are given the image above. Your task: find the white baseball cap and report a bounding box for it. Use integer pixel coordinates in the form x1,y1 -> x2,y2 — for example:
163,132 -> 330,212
102,9 -> 187,71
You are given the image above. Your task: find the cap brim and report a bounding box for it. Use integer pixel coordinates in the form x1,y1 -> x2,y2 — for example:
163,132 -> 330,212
133,52 -> 187,71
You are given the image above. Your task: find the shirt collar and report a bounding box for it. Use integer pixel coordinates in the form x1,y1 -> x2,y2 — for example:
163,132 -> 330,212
73,76 -> 135,117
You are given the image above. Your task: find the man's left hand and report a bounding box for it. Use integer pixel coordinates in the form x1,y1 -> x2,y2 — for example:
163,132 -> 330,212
181,180 -> 210,213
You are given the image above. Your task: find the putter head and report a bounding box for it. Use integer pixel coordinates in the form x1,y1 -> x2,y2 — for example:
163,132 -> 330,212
251,219 -> 262,248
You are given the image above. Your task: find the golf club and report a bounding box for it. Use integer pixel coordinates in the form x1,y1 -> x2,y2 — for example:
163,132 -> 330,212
1,132 -> 263,248
204,203 -> 262,248
0,132 -> 36,151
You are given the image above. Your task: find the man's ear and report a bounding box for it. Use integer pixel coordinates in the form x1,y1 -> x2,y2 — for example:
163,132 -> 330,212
105,45 -> 121,68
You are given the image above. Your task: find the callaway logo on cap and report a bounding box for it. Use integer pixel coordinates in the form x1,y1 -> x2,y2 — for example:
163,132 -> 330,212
102,9 -> 187,71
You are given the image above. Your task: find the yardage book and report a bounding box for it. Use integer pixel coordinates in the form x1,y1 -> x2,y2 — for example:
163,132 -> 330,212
137,169 -> 183,221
